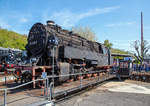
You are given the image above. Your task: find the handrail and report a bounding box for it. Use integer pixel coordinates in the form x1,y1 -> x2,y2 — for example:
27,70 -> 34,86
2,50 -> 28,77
48,82 -> 54,101
0,78 -> 47,106
0,69 -> 111,91
0,78 -> 45,91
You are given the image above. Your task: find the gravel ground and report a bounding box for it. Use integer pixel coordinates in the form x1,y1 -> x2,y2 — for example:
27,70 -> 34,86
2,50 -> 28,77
56,80 -> 150,106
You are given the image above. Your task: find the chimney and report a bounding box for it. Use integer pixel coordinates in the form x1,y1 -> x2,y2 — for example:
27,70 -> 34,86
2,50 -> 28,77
47,20 -> 55,25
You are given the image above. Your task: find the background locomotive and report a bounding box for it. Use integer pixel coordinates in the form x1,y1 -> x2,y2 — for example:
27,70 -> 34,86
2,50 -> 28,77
0,47 -> 22,72
25,20 -> 113,82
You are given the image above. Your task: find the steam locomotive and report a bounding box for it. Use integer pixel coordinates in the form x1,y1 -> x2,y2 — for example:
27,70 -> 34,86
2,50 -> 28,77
0,47 -> 22,72
25,21 -> 113,82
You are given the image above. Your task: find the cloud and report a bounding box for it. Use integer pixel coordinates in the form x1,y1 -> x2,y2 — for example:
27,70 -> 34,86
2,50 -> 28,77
19,17 -> 28,23
105,22 -> 135,27
113,40 -> 132,46
111,40 -> 136,51
0,18 -> 11,29
43,6 -> 120,28
0,12 -> 31,30
112,39 -> 150,52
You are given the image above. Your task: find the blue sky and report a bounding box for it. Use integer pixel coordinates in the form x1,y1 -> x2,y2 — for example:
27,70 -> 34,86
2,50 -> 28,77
0,0 -> 150,51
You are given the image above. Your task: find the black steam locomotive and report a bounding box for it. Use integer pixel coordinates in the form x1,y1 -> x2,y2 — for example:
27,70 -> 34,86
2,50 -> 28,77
26,21 -> 113,82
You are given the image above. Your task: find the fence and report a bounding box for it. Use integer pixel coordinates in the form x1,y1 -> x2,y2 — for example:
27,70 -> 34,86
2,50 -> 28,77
0,78 -> 54,106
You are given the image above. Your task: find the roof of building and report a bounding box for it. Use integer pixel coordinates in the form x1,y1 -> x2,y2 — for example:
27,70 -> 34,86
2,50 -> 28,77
111,53 -> 132,57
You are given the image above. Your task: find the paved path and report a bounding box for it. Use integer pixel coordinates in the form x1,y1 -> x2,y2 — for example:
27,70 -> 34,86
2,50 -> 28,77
56,80 -> 150,106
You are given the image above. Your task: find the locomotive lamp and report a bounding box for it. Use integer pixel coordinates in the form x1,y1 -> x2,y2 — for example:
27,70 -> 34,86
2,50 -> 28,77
31,58 -> 38,65
48,35 -> 58,46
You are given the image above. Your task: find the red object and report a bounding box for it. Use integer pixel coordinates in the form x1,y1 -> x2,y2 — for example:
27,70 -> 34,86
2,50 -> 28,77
4,71 -> 7,74
0,65 -> 2,68
7,64 -> 9,68
11,64 -> 14,68
6,64 -> 15,68
77,76 -> 83,80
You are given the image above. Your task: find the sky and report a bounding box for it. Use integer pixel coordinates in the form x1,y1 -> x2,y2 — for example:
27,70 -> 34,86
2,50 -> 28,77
0,0 -> 150,52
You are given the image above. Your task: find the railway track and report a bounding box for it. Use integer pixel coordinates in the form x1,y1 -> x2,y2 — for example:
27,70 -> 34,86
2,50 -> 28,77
130,71 -> 150,83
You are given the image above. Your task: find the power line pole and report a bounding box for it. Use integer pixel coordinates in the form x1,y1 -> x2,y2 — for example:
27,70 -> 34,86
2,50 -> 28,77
141,12 -> 144,57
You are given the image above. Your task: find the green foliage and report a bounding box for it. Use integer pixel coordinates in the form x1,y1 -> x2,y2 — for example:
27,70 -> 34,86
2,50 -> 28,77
104,39 -> 113,49
111,48 -> 129,54
103,40 -> 131,55
111,48 -> 133,60
71,26 -> 97,41
0,28 -> 27,50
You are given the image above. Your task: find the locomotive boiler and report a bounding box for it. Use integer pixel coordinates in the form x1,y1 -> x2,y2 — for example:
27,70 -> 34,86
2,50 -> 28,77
26,20 -> 113,82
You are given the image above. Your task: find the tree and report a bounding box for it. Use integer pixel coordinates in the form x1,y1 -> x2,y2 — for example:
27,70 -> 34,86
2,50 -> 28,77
131,40 -> 150,64
0,28 -> 27,50
71,26 -> 97,41
104,39 -> 113,49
